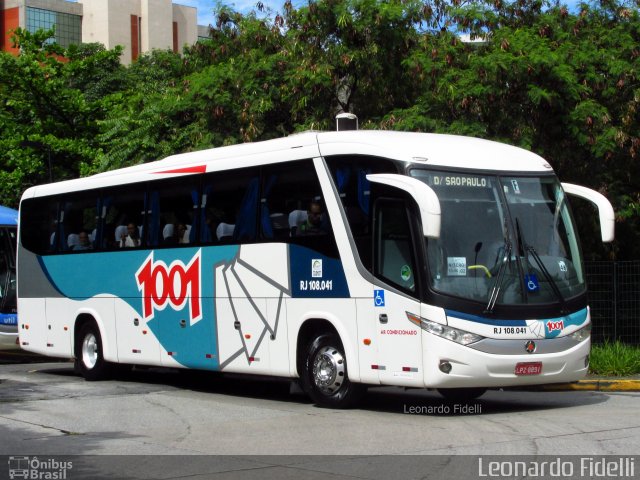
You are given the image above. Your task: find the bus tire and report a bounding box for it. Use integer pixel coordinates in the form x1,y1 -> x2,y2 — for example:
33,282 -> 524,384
301,334 -> 365,409
437,387 -> 487,401
75,322 -> 111,381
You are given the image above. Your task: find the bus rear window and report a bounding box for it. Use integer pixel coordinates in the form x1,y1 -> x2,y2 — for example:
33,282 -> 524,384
20,197 -> 59,255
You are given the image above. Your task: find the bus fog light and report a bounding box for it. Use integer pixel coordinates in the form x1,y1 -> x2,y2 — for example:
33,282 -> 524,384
439,360 -> 452,374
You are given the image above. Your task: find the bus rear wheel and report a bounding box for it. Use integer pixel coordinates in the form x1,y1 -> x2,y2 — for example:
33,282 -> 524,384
301,334 -> 365,408
75,322 -> 111,381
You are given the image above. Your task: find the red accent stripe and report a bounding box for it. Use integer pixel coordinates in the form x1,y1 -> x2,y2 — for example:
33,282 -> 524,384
402,367 -> 411,372
154,165 -> 206,175
371,365 -> 379,370
168,352 -> 174,356
249,357 -> 254,362
132,349 -> 141,353
205,354 -> 213,359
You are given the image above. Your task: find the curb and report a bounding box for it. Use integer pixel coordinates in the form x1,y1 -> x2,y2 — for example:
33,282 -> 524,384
532,379 -> 640,392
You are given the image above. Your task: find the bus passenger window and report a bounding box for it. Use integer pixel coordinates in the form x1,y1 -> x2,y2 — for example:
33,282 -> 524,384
260,160 -> 338,257
20,197 -> 60,255
61,193 -> 99,252
201,168 -> 259,245
102,188 -> 145,250
147,179 -> 197,247
260,160 -> 329,238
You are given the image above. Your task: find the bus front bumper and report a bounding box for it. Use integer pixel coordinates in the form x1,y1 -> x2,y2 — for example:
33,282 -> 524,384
422,333 -> 590,389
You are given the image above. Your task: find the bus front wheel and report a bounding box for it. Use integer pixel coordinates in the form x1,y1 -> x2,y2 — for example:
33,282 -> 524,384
75,322 -> 111,381
301,334 -> 365,408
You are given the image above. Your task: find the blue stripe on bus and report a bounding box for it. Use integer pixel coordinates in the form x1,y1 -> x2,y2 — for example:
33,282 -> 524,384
41,246 -> 240,370
445,307 -> 588,331
289,246 -> 350,298
37,243 -> 350,370
0,314 -> 17,326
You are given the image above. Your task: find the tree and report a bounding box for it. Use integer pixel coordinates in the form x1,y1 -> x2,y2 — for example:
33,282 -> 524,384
0,28 -> 98,205
1,0 -> 638,259
385,0 -> 640,259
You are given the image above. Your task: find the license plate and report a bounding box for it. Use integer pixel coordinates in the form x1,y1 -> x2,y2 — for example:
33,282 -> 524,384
515,362 -> 542,376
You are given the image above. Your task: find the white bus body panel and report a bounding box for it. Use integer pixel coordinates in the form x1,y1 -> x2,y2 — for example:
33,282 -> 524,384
286,298 -> 360,382
115,299 -> 161,365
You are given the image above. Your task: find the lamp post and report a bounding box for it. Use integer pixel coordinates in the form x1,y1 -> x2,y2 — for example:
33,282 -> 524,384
20,140 -> 52,183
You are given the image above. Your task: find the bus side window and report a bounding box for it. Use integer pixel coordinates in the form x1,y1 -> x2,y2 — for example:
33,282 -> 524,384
373,199 -> 417,294
102,187 -> 146,250
201,167 -> 260,245
325,155 -> 398,268
20,197 -> 60,255
261,160 -> 339,258
260,160 -> 323,239
147,179 -> 197,247
61,193 -> 99,252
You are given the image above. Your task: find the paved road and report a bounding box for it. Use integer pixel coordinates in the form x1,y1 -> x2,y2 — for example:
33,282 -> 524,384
0,357 -> 638,478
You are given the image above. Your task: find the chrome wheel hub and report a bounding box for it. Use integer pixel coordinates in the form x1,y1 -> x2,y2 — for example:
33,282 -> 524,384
82,333 -> 98,369
312,346 -> 345,394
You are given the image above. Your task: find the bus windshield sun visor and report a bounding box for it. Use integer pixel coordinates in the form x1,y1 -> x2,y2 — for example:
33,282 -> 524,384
366,174 -> 441,238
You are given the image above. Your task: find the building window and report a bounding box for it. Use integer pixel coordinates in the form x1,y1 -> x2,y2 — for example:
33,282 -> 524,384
131,15 -> 140,61
172,22 -> 178,53
26,7 -> 81,48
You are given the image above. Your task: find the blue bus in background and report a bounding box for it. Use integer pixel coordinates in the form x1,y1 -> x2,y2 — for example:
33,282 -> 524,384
0,206 -> 18,350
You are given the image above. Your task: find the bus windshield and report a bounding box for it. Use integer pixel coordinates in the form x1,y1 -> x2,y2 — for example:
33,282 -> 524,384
410,170 -> 585,307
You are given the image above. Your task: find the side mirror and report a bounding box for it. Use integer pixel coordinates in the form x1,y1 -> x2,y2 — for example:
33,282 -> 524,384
561,183 -> 615,243
366,174 -> 441,238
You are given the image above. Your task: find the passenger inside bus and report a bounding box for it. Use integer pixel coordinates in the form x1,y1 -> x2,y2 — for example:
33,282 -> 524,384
295,201 -> 328,236
120,223 -> 141,248
177,223 -> 190,244
72,231 -> 92,251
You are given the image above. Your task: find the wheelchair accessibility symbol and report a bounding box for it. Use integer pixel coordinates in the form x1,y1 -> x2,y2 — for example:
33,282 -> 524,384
525,274 -> 539,292
374,290 -> 385,307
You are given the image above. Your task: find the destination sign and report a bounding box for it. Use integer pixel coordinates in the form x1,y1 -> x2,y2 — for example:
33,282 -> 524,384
432,175 -> 491,188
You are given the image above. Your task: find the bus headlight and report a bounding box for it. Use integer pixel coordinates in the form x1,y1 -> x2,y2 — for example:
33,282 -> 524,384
569,322 -> 591,342
407,312 -> 484,346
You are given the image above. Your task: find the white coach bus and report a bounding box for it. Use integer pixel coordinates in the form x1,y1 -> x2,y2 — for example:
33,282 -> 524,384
17,129 -> 614,407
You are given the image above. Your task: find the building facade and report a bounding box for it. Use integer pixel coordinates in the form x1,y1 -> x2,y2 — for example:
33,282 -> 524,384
1,0 -> 199,64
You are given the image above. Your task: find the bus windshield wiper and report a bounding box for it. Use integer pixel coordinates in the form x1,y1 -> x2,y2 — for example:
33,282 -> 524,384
515,218 -> 566,312
485,241 -> 511,314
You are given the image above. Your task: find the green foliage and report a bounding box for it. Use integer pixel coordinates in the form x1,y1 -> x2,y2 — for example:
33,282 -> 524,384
589,341 -> 640,376
1,0 -> 639,259
0,28 -> 99,204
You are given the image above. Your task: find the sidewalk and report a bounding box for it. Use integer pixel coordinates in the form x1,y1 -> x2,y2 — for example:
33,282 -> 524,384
528,375 -> 640,392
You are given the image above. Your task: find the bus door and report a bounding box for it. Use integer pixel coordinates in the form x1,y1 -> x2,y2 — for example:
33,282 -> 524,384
0,227 -> 17,318
371,199 -> 424,387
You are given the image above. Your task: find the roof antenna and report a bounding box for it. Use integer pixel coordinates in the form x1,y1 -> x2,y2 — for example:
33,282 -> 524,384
336,113 -> 358,131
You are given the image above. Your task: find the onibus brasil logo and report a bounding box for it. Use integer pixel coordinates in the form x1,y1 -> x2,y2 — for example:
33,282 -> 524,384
8,456 -> 72,479
136,249 -> 202,325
